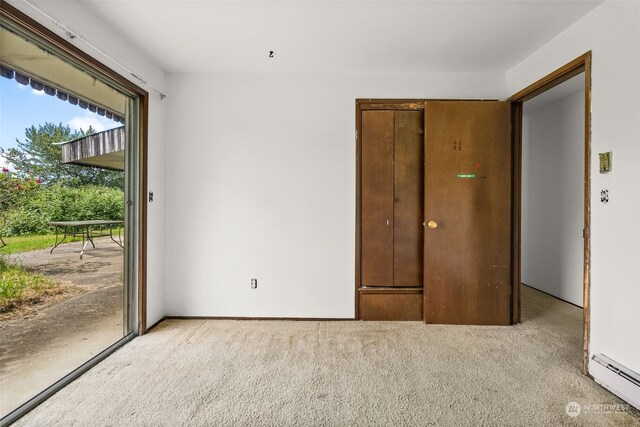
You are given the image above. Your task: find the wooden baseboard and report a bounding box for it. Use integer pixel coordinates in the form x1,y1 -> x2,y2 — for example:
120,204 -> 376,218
165,316 -> 355,321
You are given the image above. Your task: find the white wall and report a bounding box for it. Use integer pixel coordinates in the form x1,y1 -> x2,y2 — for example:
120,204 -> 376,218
522,90 -> 584,307
164,72 -> 505,318
508,1 -> 640,374
6,0 -> 169,329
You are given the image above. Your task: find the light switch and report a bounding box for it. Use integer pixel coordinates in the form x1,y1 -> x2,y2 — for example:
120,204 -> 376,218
599,152 -> 612,173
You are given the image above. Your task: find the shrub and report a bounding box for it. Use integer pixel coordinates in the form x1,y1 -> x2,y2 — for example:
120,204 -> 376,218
1,167 -> 43,234
1,184 -> 125,236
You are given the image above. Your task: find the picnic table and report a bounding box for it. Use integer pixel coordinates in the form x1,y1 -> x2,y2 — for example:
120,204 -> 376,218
49,220 -> 124,259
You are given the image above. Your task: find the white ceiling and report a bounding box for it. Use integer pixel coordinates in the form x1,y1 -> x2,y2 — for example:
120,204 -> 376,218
80,0 -> 602,75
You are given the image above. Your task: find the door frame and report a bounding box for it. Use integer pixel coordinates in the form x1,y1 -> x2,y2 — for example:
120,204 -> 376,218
508,52 -> 592,374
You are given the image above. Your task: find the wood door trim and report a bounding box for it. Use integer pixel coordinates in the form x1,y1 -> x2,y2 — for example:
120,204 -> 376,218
355,101 -> 362,319
1,2 -> 149,334
508,53 -> 589,102
509,51 -> 592,374
357,99 -> 501,111
357,99 -> 426,111
510,102 -> 523,325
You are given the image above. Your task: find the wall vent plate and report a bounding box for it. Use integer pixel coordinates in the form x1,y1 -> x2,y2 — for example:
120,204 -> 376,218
599,152 -> 612,173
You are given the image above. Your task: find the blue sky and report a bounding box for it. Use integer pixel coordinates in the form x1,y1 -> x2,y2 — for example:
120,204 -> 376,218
0,77 -> 120,169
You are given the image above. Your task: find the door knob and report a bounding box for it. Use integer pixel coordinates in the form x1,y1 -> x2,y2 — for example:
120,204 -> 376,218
427,220 -> 438,229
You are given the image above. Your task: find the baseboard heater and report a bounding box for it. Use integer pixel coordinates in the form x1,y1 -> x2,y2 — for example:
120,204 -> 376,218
591,354 -> 640,410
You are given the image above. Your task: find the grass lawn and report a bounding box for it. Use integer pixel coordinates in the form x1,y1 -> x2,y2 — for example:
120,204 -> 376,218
0,234 -> 82,255
0,255 -> 69,314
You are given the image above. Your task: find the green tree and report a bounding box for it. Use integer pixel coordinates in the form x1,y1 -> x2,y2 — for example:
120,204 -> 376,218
0,123 -> 124,189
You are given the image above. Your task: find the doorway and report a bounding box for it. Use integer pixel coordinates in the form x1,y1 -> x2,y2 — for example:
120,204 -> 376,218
521,74 -> 585,307
510,52 -> 592,373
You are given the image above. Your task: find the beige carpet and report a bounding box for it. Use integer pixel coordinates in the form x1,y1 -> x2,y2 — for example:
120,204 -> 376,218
14,287 -> 640,426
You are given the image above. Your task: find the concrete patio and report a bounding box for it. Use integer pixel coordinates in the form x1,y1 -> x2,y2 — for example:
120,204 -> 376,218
0,238 -> 124,415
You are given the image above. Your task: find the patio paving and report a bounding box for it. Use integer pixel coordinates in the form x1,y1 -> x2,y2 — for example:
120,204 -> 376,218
0,238 -> 124,415
9,237 -> 124,288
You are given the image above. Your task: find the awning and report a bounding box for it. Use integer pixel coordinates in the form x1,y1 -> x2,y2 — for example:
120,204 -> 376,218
0,25 -> 126,121
60,126 -> 125,171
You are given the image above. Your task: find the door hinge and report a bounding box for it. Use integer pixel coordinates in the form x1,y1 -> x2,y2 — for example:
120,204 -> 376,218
355,129 -> 358,143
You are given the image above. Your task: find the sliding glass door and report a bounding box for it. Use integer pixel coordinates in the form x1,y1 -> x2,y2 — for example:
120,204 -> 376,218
0,8 -> 144,421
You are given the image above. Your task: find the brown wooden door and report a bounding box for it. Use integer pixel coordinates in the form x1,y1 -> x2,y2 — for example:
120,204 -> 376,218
423,101 -> 512,325
361,110 -> 394,286
393,111 -> 423,286
360,109 -> 423,287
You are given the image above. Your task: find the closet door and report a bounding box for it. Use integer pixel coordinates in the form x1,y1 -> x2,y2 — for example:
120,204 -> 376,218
361,110 -> 394,286
361,109 -> 423,288
393,111 -> 423,286
423,101 -> 512,325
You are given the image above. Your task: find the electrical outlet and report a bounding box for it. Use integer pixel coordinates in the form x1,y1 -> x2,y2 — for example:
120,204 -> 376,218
251,278 -> 257,289
600,189 -> 609,204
